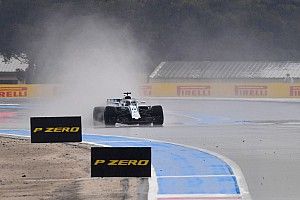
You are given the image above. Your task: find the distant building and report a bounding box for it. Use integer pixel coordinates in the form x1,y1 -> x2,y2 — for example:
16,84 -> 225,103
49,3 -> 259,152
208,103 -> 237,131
149,61 -> 300,83
0,55 -> 28,84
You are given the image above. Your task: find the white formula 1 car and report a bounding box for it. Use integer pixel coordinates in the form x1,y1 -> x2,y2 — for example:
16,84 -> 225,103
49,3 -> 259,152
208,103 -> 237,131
93,92 -> 164,126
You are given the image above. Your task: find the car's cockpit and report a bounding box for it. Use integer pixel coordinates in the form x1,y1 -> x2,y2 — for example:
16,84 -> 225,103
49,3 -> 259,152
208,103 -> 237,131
122,99 -> 137,106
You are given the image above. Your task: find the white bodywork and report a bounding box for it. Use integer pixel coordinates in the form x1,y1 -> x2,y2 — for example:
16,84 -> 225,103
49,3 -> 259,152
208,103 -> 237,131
129,105 -> 141,119
120,99 -> 141,119
107,97 -> 145,120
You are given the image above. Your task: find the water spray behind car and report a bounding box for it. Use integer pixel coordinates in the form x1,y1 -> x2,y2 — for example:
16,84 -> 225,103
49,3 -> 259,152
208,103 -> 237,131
30,14 -> 149,127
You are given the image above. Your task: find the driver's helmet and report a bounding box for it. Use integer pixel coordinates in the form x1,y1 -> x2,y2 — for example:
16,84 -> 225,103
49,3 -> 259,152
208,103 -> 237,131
125,101 -> 130,106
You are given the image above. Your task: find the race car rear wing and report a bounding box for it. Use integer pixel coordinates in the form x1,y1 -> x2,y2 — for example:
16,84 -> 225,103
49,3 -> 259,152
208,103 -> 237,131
107,99 -> 121,104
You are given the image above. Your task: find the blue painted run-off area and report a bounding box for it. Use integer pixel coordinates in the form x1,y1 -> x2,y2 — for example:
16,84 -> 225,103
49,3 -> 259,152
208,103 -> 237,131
0,105 -> 26,109
0,129 -> 240,195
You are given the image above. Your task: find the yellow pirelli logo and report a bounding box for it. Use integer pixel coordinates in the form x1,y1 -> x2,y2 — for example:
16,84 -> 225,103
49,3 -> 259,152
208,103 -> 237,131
33,127 -> 80,133
94,159 -> 149,166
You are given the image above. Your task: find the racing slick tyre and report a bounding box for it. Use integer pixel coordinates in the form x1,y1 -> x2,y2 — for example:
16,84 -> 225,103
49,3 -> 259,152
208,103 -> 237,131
152,105 -> 164,126
93,107 -> 105,123
104,106 -> 117,126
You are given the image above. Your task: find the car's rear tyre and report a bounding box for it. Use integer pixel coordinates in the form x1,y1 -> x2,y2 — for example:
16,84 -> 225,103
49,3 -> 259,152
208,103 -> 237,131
93,107 -> 105,123
104,106 -> 117,126
152,105 -> 164,125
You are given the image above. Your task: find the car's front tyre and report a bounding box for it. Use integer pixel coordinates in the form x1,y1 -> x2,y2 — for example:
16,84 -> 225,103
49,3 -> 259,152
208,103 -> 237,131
104,106 -> 117,126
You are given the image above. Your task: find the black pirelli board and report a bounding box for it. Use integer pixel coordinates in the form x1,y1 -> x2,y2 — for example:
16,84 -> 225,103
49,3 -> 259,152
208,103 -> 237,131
91,147 -> 151,177
30,116 -> 82,143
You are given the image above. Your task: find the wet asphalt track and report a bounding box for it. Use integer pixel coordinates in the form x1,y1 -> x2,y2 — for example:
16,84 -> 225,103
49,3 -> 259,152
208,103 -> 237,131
1,98 -> 300,200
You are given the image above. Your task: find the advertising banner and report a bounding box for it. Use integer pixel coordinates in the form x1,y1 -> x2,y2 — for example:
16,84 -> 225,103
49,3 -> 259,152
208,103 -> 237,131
145,82 -> 300,98
290,86 -> 300,97
1,83 -> 300,98
177,85 -> 211,97
91,147 -> 151,177
0,86 -> 28,97
234,85 -> 268,97
30,116 -> 82,143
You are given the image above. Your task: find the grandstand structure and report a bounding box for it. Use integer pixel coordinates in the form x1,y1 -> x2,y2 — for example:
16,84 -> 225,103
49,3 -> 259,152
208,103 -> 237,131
0,55 -> 28,84
149,61 -> 300,82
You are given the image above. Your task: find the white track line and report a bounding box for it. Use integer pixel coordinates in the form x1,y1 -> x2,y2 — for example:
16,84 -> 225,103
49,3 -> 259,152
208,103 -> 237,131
148,165 -> 159,200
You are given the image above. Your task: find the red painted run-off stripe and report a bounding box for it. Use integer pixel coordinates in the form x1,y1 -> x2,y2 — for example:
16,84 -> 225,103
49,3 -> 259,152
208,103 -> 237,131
158,197 -> 241,200
0,112 -> 16,118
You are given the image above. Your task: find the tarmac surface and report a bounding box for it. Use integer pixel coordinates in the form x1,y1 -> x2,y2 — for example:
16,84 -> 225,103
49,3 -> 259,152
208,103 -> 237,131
1,98 -> 300,200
